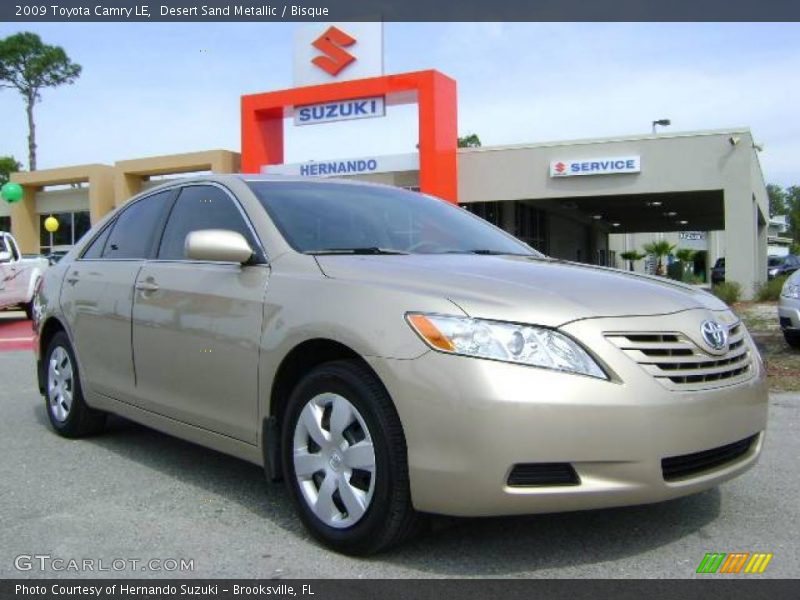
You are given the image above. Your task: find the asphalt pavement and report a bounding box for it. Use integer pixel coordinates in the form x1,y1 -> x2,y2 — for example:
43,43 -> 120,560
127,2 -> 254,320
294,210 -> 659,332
1,348 -> 797,579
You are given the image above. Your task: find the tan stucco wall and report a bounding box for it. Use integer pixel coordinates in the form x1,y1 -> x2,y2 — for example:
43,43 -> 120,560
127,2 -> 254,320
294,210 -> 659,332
10,164 -> 115,254
114,150 -> 240,207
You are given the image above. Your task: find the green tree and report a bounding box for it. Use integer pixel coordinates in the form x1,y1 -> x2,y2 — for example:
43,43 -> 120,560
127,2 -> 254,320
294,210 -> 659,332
767,184 -> 787,218
675,248 -> 696,263
0,156 -> 22,186
457,133 -> 481,148
675,248 -> 697,282
0,32 -> 82,171
643,240 -> 676,276
786,186 -> 800,240
619,250 -> 646,272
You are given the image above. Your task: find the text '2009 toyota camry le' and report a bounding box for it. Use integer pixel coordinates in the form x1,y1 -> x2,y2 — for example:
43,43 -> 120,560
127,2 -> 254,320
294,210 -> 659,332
33,175 -> 768,555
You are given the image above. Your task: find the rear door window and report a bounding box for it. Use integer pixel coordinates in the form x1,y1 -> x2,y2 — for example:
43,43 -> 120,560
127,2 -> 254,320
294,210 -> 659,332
81,224 -> 113,259
102,191 -> 172,260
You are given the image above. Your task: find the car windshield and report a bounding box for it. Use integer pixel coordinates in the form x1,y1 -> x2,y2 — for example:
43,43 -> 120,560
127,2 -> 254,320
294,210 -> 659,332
768,256 -> 784,266
247,181 -> 541,257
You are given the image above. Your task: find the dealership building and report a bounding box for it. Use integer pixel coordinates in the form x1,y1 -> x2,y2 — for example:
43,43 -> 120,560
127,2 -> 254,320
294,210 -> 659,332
3,24 -> 770,297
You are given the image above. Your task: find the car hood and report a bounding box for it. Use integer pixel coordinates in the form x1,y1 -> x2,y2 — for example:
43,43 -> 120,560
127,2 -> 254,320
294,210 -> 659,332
314,254 -> 728,327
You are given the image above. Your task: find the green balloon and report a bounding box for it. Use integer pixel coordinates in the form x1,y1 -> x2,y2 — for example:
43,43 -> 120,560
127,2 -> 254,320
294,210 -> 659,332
1,182 -> 23,203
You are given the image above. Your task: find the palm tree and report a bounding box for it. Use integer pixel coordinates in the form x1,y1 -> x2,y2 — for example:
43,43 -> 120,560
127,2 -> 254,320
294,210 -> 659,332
643,240 -> 676,276
619,250 -> 646,272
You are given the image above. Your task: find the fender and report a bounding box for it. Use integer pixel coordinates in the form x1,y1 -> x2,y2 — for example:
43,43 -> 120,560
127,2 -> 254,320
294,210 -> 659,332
24,266 -> 43,304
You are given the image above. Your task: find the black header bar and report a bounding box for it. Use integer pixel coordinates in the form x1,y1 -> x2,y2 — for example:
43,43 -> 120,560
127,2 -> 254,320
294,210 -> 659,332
2,0 -> 800,22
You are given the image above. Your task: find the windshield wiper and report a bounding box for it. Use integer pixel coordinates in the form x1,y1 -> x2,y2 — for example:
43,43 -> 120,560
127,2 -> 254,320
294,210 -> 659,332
306,247 -> 410,255
444,249 -> 534,256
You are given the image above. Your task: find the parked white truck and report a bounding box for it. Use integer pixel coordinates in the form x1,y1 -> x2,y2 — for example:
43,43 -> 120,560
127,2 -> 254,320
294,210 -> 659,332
0,231 -> 47,319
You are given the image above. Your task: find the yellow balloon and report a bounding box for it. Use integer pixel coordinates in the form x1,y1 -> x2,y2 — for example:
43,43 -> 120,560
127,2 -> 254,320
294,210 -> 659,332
44,216 -> 59,233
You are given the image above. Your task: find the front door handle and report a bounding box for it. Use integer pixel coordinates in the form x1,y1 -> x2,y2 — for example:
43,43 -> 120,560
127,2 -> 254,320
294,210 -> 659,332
135,281 -> 160,292
65,271 -> 79,285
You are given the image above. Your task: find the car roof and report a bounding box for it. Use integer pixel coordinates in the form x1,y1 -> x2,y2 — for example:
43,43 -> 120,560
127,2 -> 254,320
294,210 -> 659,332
140,173 -> 395,195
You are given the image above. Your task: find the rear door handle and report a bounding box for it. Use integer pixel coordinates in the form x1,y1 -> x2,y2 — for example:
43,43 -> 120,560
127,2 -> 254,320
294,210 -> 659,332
135,281 -> 160,292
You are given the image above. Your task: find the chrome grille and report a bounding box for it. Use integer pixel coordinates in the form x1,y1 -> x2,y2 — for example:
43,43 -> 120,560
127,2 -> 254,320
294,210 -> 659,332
605,323 -> 753,391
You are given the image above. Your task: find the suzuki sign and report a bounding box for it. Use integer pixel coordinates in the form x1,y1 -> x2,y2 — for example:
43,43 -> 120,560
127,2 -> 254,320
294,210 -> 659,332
294,96 -> 385,126
293,23 -> 384,87
550,156 -> 641,177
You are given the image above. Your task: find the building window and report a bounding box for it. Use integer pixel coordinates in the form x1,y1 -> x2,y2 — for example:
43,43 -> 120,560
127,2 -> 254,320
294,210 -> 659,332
39,211 -> 92,253
0,216 -> 9,233
462,201 -> 504,227
515,203 -> 548,254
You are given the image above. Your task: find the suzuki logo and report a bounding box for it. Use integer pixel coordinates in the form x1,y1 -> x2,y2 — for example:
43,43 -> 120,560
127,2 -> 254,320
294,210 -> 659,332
701,320 -> 728,352
554,161 -> 567,174
311,26 -> 357,76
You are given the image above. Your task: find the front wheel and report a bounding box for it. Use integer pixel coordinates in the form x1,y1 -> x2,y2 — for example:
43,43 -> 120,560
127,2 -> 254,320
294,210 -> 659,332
44,332 -> 106,437
281,360 -> 424,555
784,330 -> 800,350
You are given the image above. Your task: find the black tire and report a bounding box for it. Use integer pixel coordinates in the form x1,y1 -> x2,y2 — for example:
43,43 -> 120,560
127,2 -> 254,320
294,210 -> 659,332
784,330 -> 800,350
44,331 -> 106,437
23,301 -> 33,321
281,360 -> 424,555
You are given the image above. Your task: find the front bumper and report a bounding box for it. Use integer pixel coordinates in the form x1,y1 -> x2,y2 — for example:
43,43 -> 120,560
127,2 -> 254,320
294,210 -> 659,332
366,312 -> 768,517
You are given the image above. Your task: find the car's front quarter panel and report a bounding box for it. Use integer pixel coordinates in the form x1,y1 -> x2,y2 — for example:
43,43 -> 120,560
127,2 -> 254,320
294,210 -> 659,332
257,253 -> 465,416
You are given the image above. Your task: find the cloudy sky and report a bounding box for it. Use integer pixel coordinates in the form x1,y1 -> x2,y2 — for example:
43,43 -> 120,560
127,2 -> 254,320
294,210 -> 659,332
0,22 -> 797,186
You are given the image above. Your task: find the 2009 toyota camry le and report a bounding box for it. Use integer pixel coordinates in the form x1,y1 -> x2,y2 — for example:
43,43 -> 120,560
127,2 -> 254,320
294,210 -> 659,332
33,175 -> 768,555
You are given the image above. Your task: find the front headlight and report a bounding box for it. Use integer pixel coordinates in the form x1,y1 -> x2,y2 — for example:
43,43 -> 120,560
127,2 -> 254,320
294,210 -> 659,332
769,268 -> 779,277
406,313 -> 607,379
782,282 -> 800,299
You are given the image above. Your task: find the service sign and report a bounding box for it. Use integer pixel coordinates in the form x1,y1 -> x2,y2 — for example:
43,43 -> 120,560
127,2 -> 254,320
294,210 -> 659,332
294,96 -> 386,126
263,153 -> 419,177
550,156 -> 641,177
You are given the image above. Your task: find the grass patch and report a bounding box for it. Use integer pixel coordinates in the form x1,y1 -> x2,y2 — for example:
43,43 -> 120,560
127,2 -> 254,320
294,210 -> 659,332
712,281 -> 742,305
755,276 -> 787,302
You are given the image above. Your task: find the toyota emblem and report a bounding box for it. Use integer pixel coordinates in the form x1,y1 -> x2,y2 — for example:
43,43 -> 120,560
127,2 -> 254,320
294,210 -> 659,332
701,320 -> 728,352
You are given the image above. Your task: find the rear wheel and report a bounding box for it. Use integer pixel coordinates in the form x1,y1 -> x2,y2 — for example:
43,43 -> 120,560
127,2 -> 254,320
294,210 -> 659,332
784,330 -> 800,350
45,332 -> 106,437
281,360 -> 424,555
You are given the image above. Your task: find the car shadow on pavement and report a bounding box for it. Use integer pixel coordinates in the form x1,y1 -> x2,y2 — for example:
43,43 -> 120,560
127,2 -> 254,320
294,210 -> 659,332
31,407 -> 308,538
32,406 -> 722,575
384,489 -> 721,575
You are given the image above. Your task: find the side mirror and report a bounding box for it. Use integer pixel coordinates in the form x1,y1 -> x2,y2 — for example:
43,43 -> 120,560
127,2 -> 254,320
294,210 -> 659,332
0,250 -> 11,263
185,229 -> 254,264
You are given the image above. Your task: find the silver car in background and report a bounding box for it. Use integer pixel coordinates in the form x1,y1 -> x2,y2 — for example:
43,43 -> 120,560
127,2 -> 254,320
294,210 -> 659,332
779,270 -> 800,348
33,175 -> 768,554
